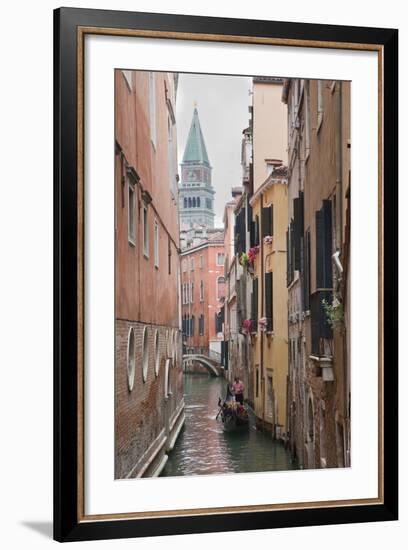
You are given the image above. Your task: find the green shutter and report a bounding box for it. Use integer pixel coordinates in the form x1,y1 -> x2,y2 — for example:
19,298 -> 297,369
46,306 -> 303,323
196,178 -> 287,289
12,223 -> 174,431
265,271 -> 273,331
316,209 -> 324,289
262,206 -> 272,238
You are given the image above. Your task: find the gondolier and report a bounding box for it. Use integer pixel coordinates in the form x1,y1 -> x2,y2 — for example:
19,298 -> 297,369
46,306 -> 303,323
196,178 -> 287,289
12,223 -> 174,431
232,377 -> 245,405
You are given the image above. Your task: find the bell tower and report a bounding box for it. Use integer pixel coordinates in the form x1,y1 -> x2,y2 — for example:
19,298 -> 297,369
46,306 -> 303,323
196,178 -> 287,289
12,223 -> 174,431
179,107 -> 215,228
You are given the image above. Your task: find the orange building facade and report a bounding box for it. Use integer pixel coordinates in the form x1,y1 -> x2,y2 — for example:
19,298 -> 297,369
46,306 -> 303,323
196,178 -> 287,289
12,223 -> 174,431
114,70 -> 184,479
181,233 -> 225,358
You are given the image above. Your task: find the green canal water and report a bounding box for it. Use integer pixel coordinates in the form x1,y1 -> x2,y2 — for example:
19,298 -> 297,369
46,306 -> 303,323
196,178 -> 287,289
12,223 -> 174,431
162,374 -> 298,477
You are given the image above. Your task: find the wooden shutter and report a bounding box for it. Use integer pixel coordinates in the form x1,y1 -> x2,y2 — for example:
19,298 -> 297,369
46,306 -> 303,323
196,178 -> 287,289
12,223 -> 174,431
303,231 -> 311,311
250,220 -> 255,247
323,199 -> 333,288
293,198 -> 301,270
271,204 -> 274,236
262,206 -> 272,238
315,209 -> 325,289
254,216 -> 260,246
265,271 -> 273,331
247,202 -> 253,229
310,293 -> 320,355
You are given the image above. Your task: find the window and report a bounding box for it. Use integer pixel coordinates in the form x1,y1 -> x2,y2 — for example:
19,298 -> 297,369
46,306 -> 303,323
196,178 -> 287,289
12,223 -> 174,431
149,72 -> 157,148
190,257 -> 194,271
191,316 -> 195,336
199,315 -> 204,336
171,330 -> 177,364
143,204 -> 149,257
184,198 -> 187,209
197,197 -> 201,208
164,359 -> 172,398
253,215 -> 260,246
206,198 -> 212,210
261,204 -> 273,238
310,290 -> 333,356
200,280 -> 204,301
128,181 -> 136,245
265,271 -> 273,331
122,70 -> 132,91
154,330 -> 160,376
127,327 -> 135,391
303,230 -> 311,311
142,326 -> 149,383
182,283 -> 189,305
154,220 -> 159,268
215,311 -> 223,333
190,282 -> 194,303
217,276 -> 226,300
235,208 -> 246,255
167,116 -> 176,195
216,253 -> 225,266
316,200 -> 333,290
199,255 -> 203,269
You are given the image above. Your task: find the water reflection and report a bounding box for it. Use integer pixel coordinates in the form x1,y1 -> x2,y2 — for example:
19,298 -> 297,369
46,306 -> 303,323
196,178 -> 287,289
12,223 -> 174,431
162,374 -> 297,477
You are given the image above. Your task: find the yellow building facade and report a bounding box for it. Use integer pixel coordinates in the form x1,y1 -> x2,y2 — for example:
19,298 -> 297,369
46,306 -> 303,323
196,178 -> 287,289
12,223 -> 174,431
249,77 -> 288,440
250,172 -> 288,439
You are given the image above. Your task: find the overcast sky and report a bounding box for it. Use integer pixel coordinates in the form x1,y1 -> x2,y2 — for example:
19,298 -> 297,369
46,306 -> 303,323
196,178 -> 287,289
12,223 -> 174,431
176,73 -> 252,227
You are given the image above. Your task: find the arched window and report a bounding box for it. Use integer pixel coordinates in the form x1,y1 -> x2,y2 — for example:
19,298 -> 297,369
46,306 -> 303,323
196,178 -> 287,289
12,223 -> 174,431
154,329 -> 160,376
127,327 -> 135,391
197,197 -> 201,208
166,329 -> 171,357
184,197 -> 187,209
142,326 -> 149,382
217,276 -> 226,300
164,359 -> 172,398
192,197 -> 196,208
171,329 -> 177,363
188,197 -> 192,208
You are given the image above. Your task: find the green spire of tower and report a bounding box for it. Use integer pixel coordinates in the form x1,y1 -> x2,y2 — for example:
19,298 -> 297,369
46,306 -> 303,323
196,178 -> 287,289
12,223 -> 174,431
182,107 -> 210,166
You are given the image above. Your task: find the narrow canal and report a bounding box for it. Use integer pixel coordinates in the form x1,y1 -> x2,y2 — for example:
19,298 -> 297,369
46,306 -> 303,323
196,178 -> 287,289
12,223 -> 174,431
162,374 -> 297,477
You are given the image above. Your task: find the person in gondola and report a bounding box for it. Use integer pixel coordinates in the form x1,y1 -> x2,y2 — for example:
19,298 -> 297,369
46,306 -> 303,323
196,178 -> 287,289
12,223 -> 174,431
232,377 -> 245,405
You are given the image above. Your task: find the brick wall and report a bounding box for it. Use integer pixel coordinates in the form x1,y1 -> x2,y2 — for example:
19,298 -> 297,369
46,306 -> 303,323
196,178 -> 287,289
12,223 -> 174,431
115,319 -> 183,479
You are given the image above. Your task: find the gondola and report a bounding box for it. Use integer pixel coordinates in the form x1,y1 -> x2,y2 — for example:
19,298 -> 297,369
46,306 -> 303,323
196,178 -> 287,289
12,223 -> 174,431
216,386 -> 249,431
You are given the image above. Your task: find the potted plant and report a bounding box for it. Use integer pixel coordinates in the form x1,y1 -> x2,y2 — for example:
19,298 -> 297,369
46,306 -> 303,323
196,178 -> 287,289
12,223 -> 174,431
239,252 -> 249,267
247,245 -> 260,265
322,297 -> 344,328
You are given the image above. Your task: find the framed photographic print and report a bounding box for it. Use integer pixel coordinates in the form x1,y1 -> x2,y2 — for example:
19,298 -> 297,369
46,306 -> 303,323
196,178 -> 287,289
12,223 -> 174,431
54,7 -> 398,542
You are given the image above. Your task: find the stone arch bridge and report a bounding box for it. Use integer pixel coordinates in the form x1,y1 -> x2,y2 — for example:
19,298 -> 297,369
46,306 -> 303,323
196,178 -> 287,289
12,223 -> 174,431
182,353 -> 224,377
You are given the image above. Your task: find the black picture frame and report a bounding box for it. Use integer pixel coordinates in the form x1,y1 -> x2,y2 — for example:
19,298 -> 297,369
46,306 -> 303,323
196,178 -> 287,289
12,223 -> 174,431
54,7 -> 398,542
